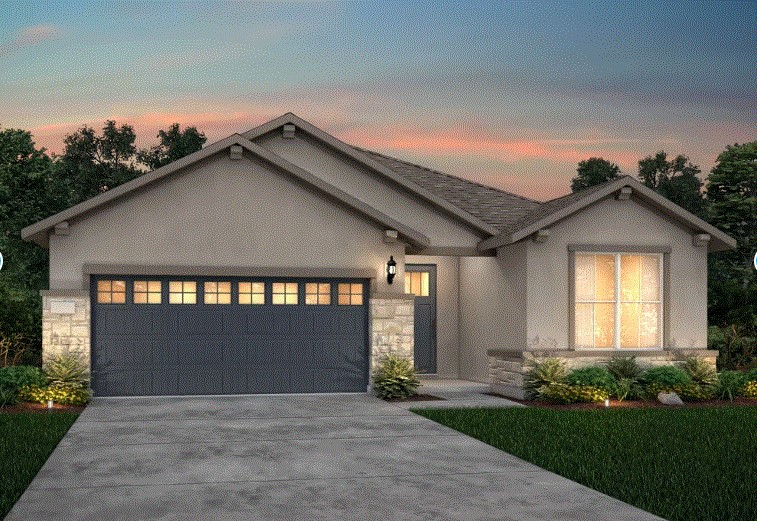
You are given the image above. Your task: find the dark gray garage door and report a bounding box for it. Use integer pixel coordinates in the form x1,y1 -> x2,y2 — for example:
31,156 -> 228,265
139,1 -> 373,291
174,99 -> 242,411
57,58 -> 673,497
91,275 -> 369,396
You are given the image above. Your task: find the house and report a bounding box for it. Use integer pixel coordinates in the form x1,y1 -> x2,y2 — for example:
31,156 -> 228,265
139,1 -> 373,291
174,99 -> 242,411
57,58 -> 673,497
21,113 -> 735,398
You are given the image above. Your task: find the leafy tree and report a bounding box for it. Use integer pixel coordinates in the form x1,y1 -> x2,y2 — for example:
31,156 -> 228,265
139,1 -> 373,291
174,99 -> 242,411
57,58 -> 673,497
55,120 -> 141,206
705,141 -> 757,327
570,157 -> 621,192
638,151 -> 707,218
137,123 -> 206,170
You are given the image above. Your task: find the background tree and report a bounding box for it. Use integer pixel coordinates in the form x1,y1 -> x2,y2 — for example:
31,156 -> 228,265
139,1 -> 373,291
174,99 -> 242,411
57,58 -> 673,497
137,123 -> 206,170
638,151 -> 707,218
570,157 -> 621,192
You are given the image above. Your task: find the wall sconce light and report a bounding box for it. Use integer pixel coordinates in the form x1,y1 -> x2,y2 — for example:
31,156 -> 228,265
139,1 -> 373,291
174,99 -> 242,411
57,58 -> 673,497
386,256 -> 397,284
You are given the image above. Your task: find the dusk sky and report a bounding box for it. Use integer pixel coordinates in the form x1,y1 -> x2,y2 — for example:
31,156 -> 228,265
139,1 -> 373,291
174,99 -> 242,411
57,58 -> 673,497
1,1 -> 754,200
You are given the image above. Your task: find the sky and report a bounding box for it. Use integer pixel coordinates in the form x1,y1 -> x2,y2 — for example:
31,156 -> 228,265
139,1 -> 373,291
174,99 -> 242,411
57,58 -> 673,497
0,1 -> 754,200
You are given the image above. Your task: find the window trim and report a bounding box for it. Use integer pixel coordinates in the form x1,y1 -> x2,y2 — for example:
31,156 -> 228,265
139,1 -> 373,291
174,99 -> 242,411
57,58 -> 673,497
569,247 -> 667,351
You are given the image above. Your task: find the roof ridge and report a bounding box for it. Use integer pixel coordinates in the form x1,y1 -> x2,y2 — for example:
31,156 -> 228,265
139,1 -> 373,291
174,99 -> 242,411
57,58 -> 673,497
353,146 -> 541,204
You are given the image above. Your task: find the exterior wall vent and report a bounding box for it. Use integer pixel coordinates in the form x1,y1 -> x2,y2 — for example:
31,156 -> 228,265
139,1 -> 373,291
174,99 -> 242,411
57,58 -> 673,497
282,124 -> 296,139
693,233 -> 711,247
229,145 -> 243,160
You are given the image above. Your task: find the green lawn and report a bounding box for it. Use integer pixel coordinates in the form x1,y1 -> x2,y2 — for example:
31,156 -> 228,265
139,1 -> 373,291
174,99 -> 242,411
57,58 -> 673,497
0,413 -> 79,518
413,406 -> 757,521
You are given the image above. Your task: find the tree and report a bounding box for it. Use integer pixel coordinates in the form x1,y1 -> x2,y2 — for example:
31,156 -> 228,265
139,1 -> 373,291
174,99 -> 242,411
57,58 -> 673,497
55,120 -> 141,206
571,157 -> 621,192
637,151 -> 707,218
137,123 -> 206,170
705,141 -> 757,327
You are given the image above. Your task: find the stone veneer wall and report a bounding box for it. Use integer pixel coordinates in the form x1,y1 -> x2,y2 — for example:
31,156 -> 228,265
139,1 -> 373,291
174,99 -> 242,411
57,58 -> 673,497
488,349 -> 719,400
370,293 -> 415,377
41,291 -> 91,367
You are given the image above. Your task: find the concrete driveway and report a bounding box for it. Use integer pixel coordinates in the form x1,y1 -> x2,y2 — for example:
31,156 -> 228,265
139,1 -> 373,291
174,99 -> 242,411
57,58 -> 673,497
8,394 -> 662,521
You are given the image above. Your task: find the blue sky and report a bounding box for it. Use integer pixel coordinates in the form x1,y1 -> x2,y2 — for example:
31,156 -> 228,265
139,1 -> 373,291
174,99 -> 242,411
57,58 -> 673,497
1,0 -> 754,199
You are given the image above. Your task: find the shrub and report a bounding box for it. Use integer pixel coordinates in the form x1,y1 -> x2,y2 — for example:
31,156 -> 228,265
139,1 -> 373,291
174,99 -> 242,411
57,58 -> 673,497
714,370 -> 747,401
606,356 -> 643,381
372,355 -> 420,400
739,380 -> 757,399
709,324 -> 756,370
18,384 -> 90,406
681,356 -> 717,386
0,387 -> 18,407
524,358 -> 567,398
612,377 -> 644,402
674,383 -> 715,401
642,366 -> 691,396
537,383 -> 608,404
565,367 -> 616,394
43,353 -> 89,389
0,365 -> 46,393
744,368 -> 757,382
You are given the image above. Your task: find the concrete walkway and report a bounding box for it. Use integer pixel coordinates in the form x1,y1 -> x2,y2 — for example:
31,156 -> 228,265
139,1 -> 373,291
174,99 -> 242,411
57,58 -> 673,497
393,378 -> 526,409
8,393 -> 663,521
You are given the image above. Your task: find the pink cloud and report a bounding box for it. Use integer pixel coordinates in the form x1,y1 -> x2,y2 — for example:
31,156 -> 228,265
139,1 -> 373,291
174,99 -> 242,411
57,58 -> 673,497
0,25 -> 60,59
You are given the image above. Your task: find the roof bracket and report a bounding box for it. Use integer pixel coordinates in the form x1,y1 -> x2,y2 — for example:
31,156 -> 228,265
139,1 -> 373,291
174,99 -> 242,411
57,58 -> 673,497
616,186 -> 632,200
54,222 -> 69,236
693,233 -> 710,247
282,124 -> 296,139
229,145 -> 243,160
383,229 -> 398,243
532,229 -> 550,243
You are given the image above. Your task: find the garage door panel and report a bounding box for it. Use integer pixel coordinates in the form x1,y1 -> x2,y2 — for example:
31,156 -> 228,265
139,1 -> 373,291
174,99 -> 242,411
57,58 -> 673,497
222,370 -> 247,394
248,366 -> 291,394
151,370 -> 179,395
249,338 -> 290,365
152,339 -> 179,366
96,370 -> 152,397
180,312 -> 224,336
222,338 -> 247,365
177,338 -> 223,366
176,369 -> 223,395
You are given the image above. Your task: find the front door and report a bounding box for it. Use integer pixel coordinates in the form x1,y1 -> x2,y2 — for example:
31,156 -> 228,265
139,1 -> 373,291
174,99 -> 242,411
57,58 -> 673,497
405,264 -> 437,374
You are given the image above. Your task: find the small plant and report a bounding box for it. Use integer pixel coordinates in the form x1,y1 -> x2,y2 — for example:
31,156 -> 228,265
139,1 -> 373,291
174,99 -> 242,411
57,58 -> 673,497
372,355 -> 420,400
565,366 -> 616,394
18,384 -> 90,406
714,370 -> 747,401
606,356 -> 643,381
44,353 -> 89,389
681,356 -> 717,386
0,386 -> 19,407
524,357 -> 567,398
612,377 -> 644,402
739,380 -> 757,398
642,365 -> 691,396
0,365 -> 46,392
537,383 -> 608,404
674,383 -> 715,401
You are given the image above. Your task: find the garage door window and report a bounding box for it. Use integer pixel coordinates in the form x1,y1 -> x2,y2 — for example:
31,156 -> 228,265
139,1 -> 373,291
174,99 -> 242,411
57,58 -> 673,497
133,281 -> 161,304
204,281 -> 231,304
97,280 -> 126,304
238,282 -> 265,305
338,283 -> 363,305
305,283 -> 331,305
169,281 -> 197,304
272,282 -> 298,305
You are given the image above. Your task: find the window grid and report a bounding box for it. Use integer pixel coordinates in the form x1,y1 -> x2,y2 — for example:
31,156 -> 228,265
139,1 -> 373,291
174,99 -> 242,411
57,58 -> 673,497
133,280 -> 162,304
169,281 -> 197,304
238,282 -> 265,305
404,272 -> 430,297
96,280 -> 126,304
305,283 -> 331,305
272,282 -> 298,305
204,281 -> 231,304
338,283 -> 363,305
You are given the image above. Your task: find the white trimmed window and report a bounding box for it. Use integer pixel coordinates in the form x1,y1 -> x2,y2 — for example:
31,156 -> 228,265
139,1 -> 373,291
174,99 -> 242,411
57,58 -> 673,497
574,253 -> 662,349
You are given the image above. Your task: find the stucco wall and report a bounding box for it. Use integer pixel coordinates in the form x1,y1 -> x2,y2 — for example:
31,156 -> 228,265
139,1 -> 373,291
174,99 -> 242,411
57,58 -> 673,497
255,132 -> 484,248
49,151 -> 406,291
525,195 -> 709,350
458,241 -> 527,382
405,254 -> 459,378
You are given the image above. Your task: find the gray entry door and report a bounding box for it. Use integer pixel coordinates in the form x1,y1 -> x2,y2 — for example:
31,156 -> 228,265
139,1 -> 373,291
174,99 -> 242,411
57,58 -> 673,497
405,264 -> 436,374
91,275 -> 369,396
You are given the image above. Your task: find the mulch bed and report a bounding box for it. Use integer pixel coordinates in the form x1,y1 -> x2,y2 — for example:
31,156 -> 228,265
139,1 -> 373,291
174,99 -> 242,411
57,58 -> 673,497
387,393 -> 446,402
0,402 -> 86,414
487,393 -> 757,410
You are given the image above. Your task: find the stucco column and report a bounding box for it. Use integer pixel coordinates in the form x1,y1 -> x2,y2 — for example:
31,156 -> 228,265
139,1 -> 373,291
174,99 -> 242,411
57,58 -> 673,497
369,293 -> 415,378
40,290 -> 91,367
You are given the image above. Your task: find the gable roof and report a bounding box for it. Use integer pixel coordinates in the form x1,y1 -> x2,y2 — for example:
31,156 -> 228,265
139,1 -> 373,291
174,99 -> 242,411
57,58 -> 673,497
243,113 -> 500,236
21,135 -> 431,249
478,175 -> 737,252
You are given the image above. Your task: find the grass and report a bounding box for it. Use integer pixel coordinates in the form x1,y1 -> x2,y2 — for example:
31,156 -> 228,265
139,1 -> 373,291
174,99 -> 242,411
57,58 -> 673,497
0,412 -> 79,518
413,406 -> 757,521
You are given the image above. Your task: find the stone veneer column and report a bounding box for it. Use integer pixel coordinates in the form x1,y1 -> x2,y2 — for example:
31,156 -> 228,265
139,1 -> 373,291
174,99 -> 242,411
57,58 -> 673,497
370,293 -> 415,378
41,290 -> 91,367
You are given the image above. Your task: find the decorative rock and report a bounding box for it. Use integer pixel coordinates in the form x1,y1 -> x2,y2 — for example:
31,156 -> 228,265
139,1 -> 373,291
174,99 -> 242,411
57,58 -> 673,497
657,392 -> 684,406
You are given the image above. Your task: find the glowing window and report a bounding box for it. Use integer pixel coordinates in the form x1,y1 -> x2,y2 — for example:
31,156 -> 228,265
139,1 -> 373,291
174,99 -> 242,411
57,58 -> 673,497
204,281 -> 231,304
133,281 -> 161,304
238,282 -> 265,305
96,280 -> 126,304
169,281 -> 197,304
574,253 -> 662,349
404,272 -> 429,297
338,283 -> 363,305
272,282 -> 298,305
305,283 -> 331,305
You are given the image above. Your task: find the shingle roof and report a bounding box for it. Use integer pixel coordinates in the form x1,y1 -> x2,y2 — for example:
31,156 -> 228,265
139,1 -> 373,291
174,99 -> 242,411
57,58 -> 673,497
353,147 -> 541,231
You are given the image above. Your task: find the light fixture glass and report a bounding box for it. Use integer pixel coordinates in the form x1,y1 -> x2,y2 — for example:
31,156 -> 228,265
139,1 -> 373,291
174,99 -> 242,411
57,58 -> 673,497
387,256 -> 397,284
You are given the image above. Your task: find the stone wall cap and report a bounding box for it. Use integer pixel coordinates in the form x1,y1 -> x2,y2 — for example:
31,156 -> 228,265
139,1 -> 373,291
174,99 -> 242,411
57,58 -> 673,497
488,348 -> 718,358
41,290 -> 89,297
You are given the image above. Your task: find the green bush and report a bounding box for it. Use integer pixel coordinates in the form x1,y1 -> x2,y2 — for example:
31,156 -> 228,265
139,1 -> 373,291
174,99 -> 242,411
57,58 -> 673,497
565,367 -> 616,394
372,355 -> 420,400
537,383 -> 608,404
681,356 -> 717,386
43,353 -> 89,389
674,383 -> 715,402
606,356 -> 643,381
744,368 -> 757,382
739,380 -> 757,399
642,366 -> 691,396
18,384 -> 90,406
524,358 -> 567,398
0,366 -> 46,394
612,377 -> 644,402
0,387 -> 18,407
709,324 -> 756,370
714,370 -> 747,401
